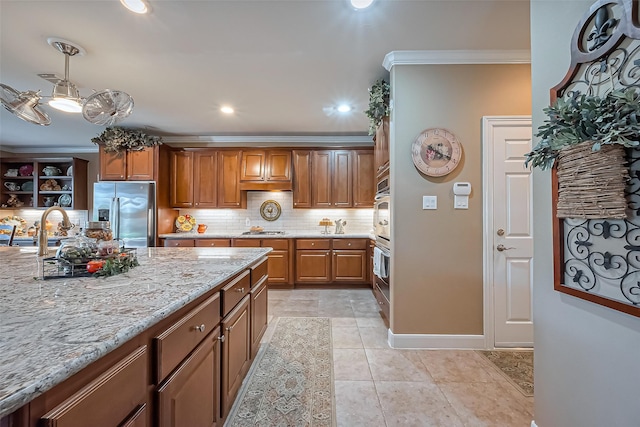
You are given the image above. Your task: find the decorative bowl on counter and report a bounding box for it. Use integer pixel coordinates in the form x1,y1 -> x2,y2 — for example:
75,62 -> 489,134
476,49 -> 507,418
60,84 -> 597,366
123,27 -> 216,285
175,214 -> 196,232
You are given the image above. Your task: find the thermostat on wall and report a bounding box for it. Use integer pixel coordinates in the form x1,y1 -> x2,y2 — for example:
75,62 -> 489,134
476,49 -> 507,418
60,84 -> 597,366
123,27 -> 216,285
453,182 -> 471,209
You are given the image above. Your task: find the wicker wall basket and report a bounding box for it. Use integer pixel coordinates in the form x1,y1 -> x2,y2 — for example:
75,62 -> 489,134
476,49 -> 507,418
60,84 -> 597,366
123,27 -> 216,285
556,141 -> 629,219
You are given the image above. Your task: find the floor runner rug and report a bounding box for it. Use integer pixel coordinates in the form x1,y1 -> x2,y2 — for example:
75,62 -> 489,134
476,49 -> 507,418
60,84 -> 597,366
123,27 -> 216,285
477,350 -> 534,397
225,317 -> 335,427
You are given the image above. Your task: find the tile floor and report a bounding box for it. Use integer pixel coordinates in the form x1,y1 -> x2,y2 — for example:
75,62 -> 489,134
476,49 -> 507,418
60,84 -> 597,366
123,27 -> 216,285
263,288 -> 534,427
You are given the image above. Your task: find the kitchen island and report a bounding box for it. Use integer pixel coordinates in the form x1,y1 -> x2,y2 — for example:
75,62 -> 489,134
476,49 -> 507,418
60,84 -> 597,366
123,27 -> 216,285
0,245 -> 271,426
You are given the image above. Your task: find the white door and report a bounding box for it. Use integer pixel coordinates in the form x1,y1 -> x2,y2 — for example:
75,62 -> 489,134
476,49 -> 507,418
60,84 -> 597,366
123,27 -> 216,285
483,117 -> 534,348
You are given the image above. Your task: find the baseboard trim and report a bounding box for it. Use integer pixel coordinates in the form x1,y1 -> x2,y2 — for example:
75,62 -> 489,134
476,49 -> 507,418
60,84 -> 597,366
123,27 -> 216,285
387,331 -> 486,349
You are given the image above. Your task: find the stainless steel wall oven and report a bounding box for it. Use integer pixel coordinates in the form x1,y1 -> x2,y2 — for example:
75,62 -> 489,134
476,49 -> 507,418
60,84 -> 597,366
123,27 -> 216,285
373,172 -> 391,312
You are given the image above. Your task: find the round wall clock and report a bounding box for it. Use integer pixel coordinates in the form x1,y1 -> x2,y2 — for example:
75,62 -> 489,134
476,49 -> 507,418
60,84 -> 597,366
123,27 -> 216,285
260,200 -> 281,221
411,128 -> 463,177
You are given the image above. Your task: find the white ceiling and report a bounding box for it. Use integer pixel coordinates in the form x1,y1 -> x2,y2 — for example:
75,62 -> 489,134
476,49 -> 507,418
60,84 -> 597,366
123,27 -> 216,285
0,0 -> 530,153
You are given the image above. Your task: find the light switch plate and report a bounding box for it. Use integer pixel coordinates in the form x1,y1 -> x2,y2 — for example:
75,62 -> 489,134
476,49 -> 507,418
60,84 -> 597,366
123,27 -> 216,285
422,195 -> 437,210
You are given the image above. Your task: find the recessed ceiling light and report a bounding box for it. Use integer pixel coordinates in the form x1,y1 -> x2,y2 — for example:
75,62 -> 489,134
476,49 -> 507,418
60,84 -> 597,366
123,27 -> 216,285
350,0 -> 374,10
337,104 -> 352,113
221,106 -> 234,114
120,0 -> 148,14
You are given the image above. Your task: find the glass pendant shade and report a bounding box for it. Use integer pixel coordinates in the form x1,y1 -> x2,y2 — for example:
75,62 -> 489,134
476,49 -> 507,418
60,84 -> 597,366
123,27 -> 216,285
48,80 -> 82,113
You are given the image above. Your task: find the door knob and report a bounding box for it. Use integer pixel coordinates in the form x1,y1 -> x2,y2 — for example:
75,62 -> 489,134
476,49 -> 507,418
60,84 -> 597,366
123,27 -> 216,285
496,244 -> 515,252
497,228 -> 505,236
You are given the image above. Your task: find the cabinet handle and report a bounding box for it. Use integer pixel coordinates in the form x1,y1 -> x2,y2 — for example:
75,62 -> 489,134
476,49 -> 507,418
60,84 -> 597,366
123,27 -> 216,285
235,287 -> 245,293
311,242 -> 315,246
194,324 -> 206,332
210,243 -> 215,246
348,242 -> 351,246
226,326 -> 233,332
218,335 -> 225,342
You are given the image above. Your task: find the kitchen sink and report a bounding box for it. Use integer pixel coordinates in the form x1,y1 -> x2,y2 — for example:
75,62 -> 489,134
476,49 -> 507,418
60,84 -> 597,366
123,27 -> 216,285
241,231 -> 286,235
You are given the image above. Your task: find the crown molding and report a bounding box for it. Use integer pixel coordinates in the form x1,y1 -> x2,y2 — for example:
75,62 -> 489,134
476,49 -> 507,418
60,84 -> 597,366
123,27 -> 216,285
162,135 -> 373,147
382,50 -> 531,70
0,145 -> 99,154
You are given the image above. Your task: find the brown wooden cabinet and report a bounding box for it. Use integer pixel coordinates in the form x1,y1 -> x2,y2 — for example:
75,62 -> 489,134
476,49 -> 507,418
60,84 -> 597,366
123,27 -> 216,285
169,149 -> 244,209
40,346 -> 148,427
353,150 -> 375,208
239,150 -> 292,190
99,145 -> 158,181
295,238 -> 369,285
157,328 -> 221,427
0,157 -> 89,210
221,295 -> 251,419
233,239 -> 292,286
250,276 -> 268,359
292,150 -> 312,208
292,149 -> 372,208
374,116 -> 390,177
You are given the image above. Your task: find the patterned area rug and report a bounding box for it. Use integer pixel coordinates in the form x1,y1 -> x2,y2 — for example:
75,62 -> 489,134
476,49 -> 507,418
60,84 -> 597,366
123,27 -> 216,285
477,350 -> 534,397
226,317 -> 335,427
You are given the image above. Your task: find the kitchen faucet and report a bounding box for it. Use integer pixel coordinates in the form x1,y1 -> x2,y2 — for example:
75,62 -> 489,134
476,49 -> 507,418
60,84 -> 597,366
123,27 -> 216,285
38,206 -> 72,256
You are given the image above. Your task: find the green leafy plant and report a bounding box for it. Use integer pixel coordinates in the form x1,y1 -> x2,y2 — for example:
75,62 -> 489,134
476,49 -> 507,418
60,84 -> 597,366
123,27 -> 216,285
93,255 -> 140,277
364,79 -> 390,136
525,87 -> 640,170
91,127 -> 163,153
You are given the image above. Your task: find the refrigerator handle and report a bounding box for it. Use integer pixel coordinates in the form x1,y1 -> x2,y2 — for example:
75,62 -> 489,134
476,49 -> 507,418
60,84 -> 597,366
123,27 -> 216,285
111,197 -> 121,241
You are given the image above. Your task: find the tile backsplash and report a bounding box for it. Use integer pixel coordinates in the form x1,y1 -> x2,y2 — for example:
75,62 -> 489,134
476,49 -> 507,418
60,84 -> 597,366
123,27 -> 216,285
179,191 -> 373,234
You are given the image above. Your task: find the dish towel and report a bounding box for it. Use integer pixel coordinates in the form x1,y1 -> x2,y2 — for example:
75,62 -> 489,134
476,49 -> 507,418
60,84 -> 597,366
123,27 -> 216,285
373,247 -> 382,278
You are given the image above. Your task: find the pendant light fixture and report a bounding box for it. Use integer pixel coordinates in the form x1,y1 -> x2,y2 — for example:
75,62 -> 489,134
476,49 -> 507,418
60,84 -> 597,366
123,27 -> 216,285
0,37 -> 134,126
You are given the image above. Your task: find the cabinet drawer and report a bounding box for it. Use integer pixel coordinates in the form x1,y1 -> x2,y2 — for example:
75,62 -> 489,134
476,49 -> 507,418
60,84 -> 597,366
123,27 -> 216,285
373,284 -> 390,324
250,257 -> 268,287
154,293 -> 221,383
194,239 -> 231,247
164,239 -> 195,247
222,270 -> 251,316
41,346 -> 147,427
333,239 -> 367,250
296,239 -> 330,250
233,239 -> 262,247
260,238 -> 289,250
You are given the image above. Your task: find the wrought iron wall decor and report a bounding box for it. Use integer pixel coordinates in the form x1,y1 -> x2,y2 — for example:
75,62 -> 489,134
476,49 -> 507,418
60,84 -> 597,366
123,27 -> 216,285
551,0 -> 640,317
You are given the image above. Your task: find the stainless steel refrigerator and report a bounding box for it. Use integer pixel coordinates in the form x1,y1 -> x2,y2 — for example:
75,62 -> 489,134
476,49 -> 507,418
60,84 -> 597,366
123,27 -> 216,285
93,182 -> 156,247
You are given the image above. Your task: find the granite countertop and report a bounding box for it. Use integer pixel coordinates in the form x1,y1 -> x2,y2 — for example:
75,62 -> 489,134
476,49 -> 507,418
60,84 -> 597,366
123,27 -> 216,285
159,231 -> 375,239
0,246 -> 271,418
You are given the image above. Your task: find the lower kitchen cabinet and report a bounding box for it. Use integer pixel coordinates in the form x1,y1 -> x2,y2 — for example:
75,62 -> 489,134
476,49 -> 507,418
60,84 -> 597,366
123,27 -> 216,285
163,238 -> 195,247
250,276 -> 269,359
332,239 -> 368,282
233,238 -> 292,286
40,346 -> 148,427
295,239 -> 369,284
295,240 -> 331,283
221,295 -> 251,419
157,328 -> 221,427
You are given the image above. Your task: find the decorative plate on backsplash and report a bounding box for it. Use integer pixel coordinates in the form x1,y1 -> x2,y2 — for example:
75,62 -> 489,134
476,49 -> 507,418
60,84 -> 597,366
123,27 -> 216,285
175,214 -> 196,232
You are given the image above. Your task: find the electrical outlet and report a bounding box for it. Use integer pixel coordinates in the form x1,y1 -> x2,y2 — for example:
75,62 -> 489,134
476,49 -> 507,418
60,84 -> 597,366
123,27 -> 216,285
422,196 -> 437,210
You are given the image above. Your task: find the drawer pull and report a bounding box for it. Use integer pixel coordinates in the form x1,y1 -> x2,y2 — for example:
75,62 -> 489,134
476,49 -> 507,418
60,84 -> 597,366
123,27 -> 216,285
348,242 -> 352,246
235,287 -> 245,293
311,242 -> 315,246
218,335 -> 225,342
194,324 -> 206,332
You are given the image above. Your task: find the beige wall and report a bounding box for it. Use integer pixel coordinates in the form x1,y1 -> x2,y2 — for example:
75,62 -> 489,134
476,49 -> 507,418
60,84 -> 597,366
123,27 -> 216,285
390,64 -> 531,335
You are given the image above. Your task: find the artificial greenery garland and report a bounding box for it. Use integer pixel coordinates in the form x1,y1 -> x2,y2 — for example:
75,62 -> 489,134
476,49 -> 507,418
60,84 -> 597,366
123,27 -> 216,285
92,127 -> 163,153
525,87 -> 640,170
364,79 -> 390,136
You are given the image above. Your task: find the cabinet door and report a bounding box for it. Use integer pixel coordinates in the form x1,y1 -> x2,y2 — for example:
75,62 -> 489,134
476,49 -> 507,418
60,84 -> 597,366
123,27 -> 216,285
292,150 -> 312,208
375,116 -> 390,177
312,151 -> 332,208
267,249 -> 289,284
41,346 -> 148,427
194,151 -> 218,208
250,276 -> 268,359
333,250 -> 367,282
295,250 -> 331,283
127,147 -> 156,180
99,147 -> 127,180
221,296 -> 251,418
240,150 -> 266,182
157,329 -> 220,427
164,239 -> 195,247
332,150 -> 352,208
266,150 -> 291,182
353,150 -> 374,208
194,239 -> 230,247
170,151 -> 194,208
218,150 -> 245,208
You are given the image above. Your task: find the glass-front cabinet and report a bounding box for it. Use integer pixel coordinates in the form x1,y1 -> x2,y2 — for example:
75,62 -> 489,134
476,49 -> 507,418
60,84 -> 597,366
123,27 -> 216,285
0,157 -> 88,209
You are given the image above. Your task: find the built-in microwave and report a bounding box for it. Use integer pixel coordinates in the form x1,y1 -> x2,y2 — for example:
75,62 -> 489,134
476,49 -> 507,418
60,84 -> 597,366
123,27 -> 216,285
376,174 -> 390,195
374,193 -> 390,243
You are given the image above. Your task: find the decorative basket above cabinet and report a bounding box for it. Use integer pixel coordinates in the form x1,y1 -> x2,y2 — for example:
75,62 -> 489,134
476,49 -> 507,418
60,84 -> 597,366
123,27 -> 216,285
1,157 -> 88,209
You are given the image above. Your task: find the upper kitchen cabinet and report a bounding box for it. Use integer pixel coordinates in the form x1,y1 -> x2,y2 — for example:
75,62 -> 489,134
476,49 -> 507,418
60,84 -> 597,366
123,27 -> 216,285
170,149 -> 244,209
374,116 -> 390,178
239,150 -> 292,191
1,157 -> 88,210
293,148 -> 372,209
99,145 -> 162,181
